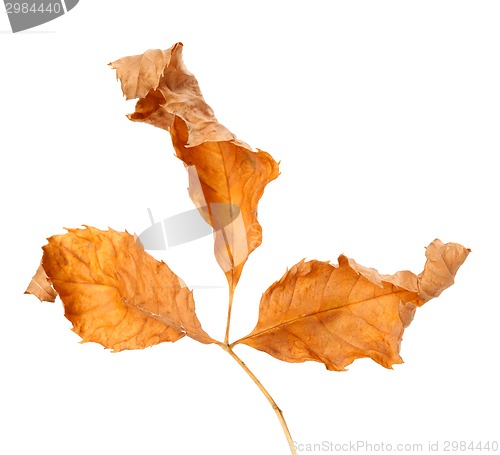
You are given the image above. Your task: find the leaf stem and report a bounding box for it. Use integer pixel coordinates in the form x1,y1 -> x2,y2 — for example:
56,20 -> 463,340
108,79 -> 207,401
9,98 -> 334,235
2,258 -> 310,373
220,343 -> 297,455
223,284 -> 235,344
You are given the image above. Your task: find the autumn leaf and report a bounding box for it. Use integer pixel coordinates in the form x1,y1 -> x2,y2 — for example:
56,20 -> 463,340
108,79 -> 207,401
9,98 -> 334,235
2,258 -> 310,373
26,226 -> 214,351
234,239 -> 470,371
110,42 -> 280,291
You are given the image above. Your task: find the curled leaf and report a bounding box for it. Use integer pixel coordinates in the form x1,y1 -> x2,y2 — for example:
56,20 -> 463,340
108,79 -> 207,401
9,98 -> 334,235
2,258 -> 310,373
29,226 -> 214,351
25,263 -> 58,302
234,240 -> 470,371
417,239 -> 470,302
110,42 -> 280,290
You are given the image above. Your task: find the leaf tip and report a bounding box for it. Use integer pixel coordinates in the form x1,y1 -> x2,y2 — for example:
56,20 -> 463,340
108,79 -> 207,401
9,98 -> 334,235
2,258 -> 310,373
25,263 -> 58,303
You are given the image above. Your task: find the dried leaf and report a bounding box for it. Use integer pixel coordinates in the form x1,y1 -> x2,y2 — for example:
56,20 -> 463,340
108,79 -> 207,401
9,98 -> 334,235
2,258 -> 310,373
110,42 -> 280,290
235,240 -> 470,371
25,264 -> 58,302
28,226 -> 214,351
108,49 -> 172,100
22,42 -> 473,455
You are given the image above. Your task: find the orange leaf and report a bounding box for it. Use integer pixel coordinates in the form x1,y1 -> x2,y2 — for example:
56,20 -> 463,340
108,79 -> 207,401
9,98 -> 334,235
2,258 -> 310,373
27,226 -> 214,351
234,240 -> 470,371
110,42 -> 280,290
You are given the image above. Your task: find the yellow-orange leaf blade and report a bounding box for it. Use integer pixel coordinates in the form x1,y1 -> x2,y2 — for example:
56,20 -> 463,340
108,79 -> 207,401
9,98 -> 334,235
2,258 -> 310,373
234,240 -> 469,371
171,116 -> 279,289
27,226 -> 214,351
110,43 -> 279,290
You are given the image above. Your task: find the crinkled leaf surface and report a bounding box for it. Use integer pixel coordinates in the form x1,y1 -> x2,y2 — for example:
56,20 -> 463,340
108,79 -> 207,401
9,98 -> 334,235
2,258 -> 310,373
26,226 -> 213,351
110,42 -> 280,290
234,239 -> 470,371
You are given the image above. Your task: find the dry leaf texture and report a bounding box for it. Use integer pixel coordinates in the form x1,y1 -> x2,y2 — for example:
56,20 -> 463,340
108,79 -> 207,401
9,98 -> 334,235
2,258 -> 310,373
27,226 -> 213,351
25,264 -> 58,302
110,42 -> 280,289
235,240 -> 470,371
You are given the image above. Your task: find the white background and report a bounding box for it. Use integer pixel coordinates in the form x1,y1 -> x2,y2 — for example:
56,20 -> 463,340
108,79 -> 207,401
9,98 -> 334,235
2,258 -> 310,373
1,1 -> 499,454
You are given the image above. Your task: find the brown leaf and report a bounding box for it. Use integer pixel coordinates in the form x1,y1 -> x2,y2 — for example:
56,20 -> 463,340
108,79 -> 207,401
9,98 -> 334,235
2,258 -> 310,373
30,226 -> 214,351
25,264 -> 58,302
109,49 -> 173,100
234,240 -> 470,371
417,239 -> 470,302
110,42 -> 280,290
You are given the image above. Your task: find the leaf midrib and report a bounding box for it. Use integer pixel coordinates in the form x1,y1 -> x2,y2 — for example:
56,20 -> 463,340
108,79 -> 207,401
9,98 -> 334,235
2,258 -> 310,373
233,289 -> 416,346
